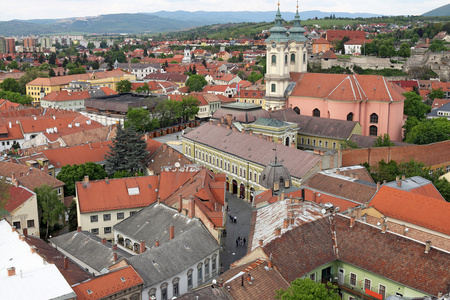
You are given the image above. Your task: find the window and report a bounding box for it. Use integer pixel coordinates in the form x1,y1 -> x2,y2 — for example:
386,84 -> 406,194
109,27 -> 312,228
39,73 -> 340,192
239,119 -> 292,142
205,258 -> 210,278
301,137 -> 305,144
313,139 -> 316,146
350,273 -> 357,286
56,188 -> 62,195
249,170 -> 252,181
27,220 -> 35,228
307,138 -> 310,145
293,107 -> 300,115
212,254 -> 217,273
319,140 -> 322,147
13,221 -> 21,229
369,125 -> 378,136
187,269 -> 193,289
271,83 -> 276,93
364,278 -> 371,290
91,228 -> 99,235
313,108 -> 320,117
90,215 -> 98,223
370,113 -> 378,124
347,112 -> 354,121
310,273 -> 316,282
271,55 -> 276,64
103,214 -> 111,221
161,283 -> 168,300
285,54 -> 288,64
130,211 -> 137,216
325,141 -> 328,148
446,165 -> 450,173
173,278 -> 180,297
291,53 -> 295,63
104,227 -> 112,234
117,212 -> 124,220
379,284 -> 386,298
333,142 -> 337,149
197,263 -> 203,284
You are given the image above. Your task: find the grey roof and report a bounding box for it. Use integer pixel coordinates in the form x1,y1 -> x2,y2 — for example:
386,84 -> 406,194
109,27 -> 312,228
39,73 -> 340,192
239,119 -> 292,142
114,203 -> 201,247
260,161 -> 292,190
253,117 -> 291,128
100,63 -> 161,70
384,176 -> 433,191
349,134 -> 412,148
221,102 -> 262,110
213,103 -> 270,124
183,123 -> 321,180
270,109 -> 359,140
85,93 -> 161,113
427,101 -> 450,117
124,205 -> 219,287
49,231 -> 132,273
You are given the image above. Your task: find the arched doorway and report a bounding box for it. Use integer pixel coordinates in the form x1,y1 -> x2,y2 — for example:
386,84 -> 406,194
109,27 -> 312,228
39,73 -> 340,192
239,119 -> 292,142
240,183 -> 245,199
232,180 -> 238,195
293,107 -> 300,115
285,136 -> 290,146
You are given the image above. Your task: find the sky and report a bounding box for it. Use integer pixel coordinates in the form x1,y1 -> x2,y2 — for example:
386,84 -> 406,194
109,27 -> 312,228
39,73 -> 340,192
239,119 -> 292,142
0,0 -> 448,21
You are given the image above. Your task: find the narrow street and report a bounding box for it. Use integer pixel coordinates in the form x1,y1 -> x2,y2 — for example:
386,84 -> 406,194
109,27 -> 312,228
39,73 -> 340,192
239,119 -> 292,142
220,192 -> 253,272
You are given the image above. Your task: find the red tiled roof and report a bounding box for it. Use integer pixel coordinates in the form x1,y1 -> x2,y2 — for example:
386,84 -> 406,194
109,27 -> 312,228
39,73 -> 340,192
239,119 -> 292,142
4,185 -> 34,212
42,90 -> 90,102
313,37 -> 330,45
432,98 -> 450,108
322,50 -> 338,59
410,183 -> 446,201
290,73 -> 406,102
0,99 -> 21,111
370,186 -> 450,235
344,38 -> 372,45
0,161 -> 64,190
76,175 -> 159,213
326,30 -> 365,41
72,266 -> 143,300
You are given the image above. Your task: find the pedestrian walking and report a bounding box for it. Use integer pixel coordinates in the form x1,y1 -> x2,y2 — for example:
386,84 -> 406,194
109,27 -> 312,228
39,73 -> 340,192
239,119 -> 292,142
243,237 -> 246,245
235,238 -> 239,247
234,216 -> 237,223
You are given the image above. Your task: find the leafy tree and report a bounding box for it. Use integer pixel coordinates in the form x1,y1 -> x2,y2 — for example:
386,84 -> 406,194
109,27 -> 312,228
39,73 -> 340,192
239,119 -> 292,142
186,74 -> 207,92
179,95 -> 200,122
0,78 -> 21,93
68,67 -> 86,75
434,178 -> 450,202
397,43 -> 411,58
87,42 -> 95,49
336,36 -> 350,54
89,60 -> 100,70
38,63 -> 51,71
48,68 -> 56,77
276,278 -> 340,300
18,68 -> 50,94
429,39 -> 448,52
56,162 -> 107,196
105,125 -> 148,175
403,116 -> 419,138
429,88 -> 444,101
116,80 -> 132,93
340,139 -> 359,150
373,133 -> 395,147
0,177 -> 10,217
155,99 -> 181,127
0,90 -> 33,105
131,58 -> 140,63
38,54 -> 46,64
403,92 -> 431,120
48,52 -> 57,65
34,185 -> 65,240
248,71 -> 263,84
100,40 -> 108,48
68,200 -> 78,232
136,83 -> 150,94
8,60 -> 19,70
125,107 -> 159,132
405,117 -> 450,145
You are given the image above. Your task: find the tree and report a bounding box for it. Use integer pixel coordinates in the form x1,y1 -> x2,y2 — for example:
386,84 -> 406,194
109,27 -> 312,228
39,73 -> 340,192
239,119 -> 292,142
68,67 -> 86,75
18,68 -> 50,94
276,278 -> 340,300
155,99 -> 181,127
48,68 -> 56,77
38,54 -> 46,64
373,133 -> 395,147
125,107 -> 159,132
56,162 -> 107,196
68,200 -> 78,231
186,74 -> 207,92
397,43 -> 411,58
116,80 -> 132,93
87,42 -> 95,49
105,125 -> 148,175
136,83 -> 150,94
0,177 -> 10,217
48,52 -> 57,65
0,78 -> 21,93
340,139 -> 359,150
403,92 -> 430,120
179,95 -> 200,122
405,117 -> 450,145
7,60 -> 19,70
248,71 -> 263,84
429,88 -> 444,101
34,185 -> 65,240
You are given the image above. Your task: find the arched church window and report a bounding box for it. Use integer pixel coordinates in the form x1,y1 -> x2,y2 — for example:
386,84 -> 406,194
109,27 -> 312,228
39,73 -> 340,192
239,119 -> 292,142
369,125 -> 378,136
370,113 -> 378,124
313,108 -> 320,117
285,55 -> 288,64
303,52 -> 306,63
291,53 -> 295,63
347,112 -> 354,121
271,55 -> 276,65
293,107 -> 300,115
271,84 -> 276,93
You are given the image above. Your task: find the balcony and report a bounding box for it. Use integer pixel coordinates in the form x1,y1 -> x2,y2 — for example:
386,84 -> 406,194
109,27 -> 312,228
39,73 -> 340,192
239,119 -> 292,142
328,274 -> 392,300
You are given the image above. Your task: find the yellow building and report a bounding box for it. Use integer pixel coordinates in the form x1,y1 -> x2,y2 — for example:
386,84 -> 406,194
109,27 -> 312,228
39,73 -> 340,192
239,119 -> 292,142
26,70 -> 135,107
238,90 -> 266,109
242,117 -> 299,147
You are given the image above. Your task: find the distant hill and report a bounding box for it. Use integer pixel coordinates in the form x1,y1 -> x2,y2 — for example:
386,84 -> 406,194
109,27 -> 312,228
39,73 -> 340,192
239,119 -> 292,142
423,4 -> 450,17
0,10 -> 382,36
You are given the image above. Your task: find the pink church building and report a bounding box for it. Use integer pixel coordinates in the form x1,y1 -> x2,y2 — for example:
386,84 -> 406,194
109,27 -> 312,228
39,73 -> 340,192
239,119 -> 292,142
287,73 -> 406,141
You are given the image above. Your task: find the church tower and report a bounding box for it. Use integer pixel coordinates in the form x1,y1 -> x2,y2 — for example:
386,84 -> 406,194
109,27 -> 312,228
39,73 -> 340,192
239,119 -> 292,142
264,2 -> 307,109
182,45 -> 192,65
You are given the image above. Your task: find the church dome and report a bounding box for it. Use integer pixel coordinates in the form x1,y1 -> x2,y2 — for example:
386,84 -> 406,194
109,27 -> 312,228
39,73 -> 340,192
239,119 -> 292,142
259,160 -> 292,191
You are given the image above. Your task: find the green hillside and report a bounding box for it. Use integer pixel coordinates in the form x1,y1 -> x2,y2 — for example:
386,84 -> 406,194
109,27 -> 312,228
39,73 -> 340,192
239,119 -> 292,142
423,4 -> 450,17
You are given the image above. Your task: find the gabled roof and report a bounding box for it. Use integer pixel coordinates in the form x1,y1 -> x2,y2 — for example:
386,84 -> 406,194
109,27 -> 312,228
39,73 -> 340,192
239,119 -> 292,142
76,175 -> 159,213
0,161 -> 64,190
383,176 -> 445,201
146,143 -> 190,175
313,37 -> 330,44
49,230 -> 132,273
326,30 -> 365,41
4,185 -> 34,212
183,123 -> 321,180
72,266 -> 143,300
42,90 -> 90,102
369,186 -> 450,236
290,73 -> 406,102
322,50 -> 338,59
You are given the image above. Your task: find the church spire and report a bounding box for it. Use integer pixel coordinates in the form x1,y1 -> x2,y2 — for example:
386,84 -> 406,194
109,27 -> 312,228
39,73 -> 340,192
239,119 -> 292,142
265,0 -> 289,43
288,0 -> 306,42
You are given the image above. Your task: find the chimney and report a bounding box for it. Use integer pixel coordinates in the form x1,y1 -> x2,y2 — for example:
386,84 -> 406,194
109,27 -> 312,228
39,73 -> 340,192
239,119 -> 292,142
113,244 -> 117,250
381,223 -> 387,234
283,218 -> 289,229
28,167 -> 32,174
84,175 -> 89,183
188,197 -> 195,219
259,134 -> 263,139
289,217 -> 295,226
274,227 -> 281,236
140,240 -> 146,253
395,176 -> 399,183
350,216 -> 355,228
77,226 -> 82,232
247,274 -> 252,284
169,225 -> 175,240
19,234 -> 25,241
178,194 -> 183,213
64,256 -> 68,270
102,238 -> 106,244
290,142 -> 295,148
377,181 -> 380,190
268,256 -> 273,269
397,180 -> 402,187
30,246 -> 37,254
11,226 -> 16,232
273,181 -> 279,192
7,267 -> 15,277
155,240 -> 160,247
169,147 -> 174,155
425,241 -> 431,253
249,131 -> 253,135
220,116 -> 224,123
209,119 -> 213,124
402,174 -> 406,180
23,228 -> 28,237
259,239 -> 263,247
113,252 -> 118,262
163,144 -> 167,151
226,114 -> 232,125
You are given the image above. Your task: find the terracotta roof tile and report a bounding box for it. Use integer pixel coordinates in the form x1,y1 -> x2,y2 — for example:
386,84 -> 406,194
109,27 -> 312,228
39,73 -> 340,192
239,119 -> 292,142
0,161 -> 64,190
42,90 -> 90,102
4,185 -> 34,212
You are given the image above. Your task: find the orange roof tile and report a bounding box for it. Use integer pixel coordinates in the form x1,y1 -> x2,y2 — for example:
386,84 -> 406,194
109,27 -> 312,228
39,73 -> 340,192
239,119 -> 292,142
72,266 -> 143,300
4,185 -> 34,212
370,186 -> 450,235
410,183 -> 446,201
42,90 -> 90,102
